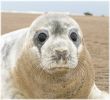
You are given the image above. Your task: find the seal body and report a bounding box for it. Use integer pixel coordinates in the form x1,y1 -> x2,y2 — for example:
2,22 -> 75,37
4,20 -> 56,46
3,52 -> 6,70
0,14 -> 109,99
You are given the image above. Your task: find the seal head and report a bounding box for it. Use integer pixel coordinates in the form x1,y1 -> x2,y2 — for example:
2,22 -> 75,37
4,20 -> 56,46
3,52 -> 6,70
24,14 -> 83,74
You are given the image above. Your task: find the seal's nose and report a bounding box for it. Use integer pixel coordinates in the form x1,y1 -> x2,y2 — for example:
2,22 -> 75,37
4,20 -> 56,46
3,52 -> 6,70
55,49 -> 67,60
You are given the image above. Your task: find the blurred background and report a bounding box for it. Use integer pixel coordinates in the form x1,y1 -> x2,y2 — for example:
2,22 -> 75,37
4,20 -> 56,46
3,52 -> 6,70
1,0 -> 109,92
1,1 -> 109,16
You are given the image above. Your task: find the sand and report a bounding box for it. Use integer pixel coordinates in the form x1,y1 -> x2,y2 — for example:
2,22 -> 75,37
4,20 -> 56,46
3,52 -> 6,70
1,12 -> 109,92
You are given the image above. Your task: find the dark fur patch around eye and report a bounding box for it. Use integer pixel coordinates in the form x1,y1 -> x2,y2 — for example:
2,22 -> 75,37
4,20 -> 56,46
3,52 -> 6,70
69,29 -> 81,48
33,30 -> 49,53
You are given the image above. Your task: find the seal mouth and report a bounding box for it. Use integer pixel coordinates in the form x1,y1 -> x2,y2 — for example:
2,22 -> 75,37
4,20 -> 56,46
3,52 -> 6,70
48,67 -> 70,74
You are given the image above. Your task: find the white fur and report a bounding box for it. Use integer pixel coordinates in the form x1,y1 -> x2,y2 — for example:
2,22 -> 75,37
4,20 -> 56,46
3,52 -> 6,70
0,28 -> 28,68
0,28 -> 28,98
88,83 -> 110,100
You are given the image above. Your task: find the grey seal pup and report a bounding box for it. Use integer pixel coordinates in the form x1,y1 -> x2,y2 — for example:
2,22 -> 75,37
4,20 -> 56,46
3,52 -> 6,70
0,13 -> 109,99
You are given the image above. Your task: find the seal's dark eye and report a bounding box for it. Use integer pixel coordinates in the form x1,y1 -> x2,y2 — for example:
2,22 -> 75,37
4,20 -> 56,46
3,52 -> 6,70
70,32 -> 77,41
38,33 -> 47,42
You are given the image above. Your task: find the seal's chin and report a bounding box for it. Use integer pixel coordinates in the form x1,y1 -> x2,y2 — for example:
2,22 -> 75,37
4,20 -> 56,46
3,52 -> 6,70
44,65 -> 71,75
49,67 -> 69,74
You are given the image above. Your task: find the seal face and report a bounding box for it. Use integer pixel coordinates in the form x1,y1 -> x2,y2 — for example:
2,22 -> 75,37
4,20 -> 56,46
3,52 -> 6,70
26,14 -> 83,73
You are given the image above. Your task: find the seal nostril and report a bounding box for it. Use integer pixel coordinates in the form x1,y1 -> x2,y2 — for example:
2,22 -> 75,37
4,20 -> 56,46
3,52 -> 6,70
62,50 -> 67,56
55,50 -> 67,60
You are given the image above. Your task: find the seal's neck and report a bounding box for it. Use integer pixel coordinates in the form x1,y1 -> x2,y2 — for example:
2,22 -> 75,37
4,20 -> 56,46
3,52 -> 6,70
12,48 -> 95,98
